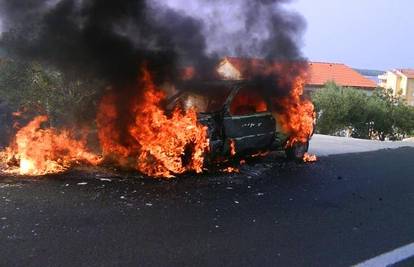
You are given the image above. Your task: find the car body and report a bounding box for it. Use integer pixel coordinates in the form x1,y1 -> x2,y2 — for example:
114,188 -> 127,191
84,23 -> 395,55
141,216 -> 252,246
167,80 -> 311,161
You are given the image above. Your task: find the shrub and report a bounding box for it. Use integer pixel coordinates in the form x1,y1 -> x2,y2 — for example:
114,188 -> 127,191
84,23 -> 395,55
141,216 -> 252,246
0,59 -> 103,126
312,82 -> 414,140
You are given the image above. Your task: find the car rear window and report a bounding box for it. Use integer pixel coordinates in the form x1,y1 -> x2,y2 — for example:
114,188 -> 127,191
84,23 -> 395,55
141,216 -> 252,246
173,89 -> 231,113
230,88 -> 269,116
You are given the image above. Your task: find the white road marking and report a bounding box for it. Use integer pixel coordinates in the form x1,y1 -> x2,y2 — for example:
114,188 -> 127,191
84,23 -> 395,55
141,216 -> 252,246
353,242 -> 414,267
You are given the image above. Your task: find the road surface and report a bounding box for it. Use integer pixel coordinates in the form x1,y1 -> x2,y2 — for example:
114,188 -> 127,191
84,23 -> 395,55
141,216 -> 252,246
1,138 -> 414,266
309,134 -> 414,156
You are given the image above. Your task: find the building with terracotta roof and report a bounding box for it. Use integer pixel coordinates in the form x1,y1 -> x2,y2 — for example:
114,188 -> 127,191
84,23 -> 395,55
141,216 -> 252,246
378,69 -> 414,106
306,62 -> 377,93
216,57 -> 377,94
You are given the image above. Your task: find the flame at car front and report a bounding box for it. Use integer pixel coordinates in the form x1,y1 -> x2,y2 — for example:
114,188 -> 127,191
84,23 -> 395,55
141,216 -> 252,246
97,67 -> 210,178
0,115 -> 101,176
275,73 -> 316,148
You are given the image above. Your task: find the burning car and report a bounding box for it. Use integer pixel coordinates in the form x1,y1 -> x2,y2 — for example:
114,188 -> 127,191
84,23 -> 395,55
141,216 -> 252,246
166,79 -> 314,163
0,65 -> 316,178
0,0 -> 317,178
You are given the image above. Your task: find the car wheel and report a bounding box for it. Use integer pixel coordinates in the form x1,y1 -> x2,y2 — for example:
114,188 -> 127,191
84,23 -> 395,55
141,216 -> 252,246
285,141 -> 309,162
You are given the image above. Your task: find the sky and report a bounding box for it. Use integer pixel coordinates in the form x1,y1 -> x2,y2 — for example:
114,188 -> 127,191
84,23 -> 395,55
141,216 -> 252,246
291,0 -> 414,70
0,0 -> 412,71
162,0 -> 414,70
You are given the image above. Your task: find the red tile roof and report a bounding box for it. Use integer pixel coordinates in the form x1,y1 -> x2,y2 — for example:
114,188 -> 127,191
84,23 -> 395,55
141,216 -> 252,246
398,69 -> 414,79
307,62 -> 377,89
223,57 -> 377,89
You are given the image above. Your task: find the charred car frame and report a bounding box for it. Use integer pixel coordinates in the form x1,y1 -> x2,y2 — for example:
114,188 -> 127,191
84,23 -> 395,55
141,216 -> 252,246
167,80 -> 312,162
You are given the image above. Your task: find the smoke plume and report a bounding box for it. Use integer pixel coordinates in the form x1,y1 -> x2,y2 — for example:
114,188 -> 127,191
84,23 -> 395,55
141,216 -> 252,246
0,0 -> 306,84
0,0 -> 309,135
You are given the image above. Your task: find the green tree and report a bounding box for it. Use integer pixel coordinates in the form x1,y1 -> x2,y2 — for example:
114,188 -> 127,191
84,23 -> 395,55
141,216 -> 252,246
312,82 -> 414,140
394,103 -> 414,139
312,82 -> 348,135
0,59 -> 102,126
341,87 -> 371,138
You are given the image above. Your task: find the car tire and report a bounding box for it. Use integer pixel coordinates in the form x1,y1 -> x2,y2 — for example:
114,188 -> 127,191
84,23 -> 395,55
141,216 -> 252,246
285,141 -> 309,162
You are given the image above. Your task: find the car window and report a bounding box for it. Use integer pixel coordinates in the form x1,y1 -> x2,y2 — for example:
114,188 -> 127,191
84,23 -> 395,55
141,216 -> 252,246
230,88 -> 268,116
173,89 -> 231,113
182,93 -> 209,112
205,90 -> 231,112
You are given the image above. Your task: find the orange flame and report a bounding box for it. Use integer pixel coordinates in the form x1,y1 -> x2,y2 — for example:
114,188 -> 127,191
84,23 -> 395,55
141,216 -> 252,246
0,115 -> 101,175
303,153 -> 317,163
222,166 -> 240,173
230,89 -> 268,115
97,68 -> 209,178
251,151 -> 270,158
229,139 -> 236,156
275,73 -> 315,148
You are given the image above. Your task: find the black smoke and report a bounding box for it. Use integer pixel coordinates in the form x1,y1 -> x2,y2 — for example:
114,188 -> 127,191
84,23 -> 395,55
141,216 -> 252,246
188,0 -> 307,61
0,0 -> 306,83
0,0 -> 309,130
0,0 -> 218,87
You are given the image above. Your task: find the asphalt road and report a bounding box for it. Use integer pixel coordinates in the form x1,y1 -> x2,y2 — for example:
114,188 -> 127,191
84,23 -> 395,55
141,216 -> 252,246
1,148 -> 414,267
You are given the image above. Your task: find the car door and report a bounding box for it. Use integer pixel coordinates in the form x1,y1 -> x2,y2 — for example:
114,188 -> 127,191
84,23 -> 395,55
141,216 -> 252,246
222,86 -> 276,155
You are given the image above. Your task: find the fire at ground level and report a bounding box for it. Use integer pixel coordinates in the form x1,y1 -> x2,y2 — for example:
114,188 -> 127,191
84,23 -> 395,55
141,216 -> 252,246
0,69 -> 316,178
1,147 -> 414,266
